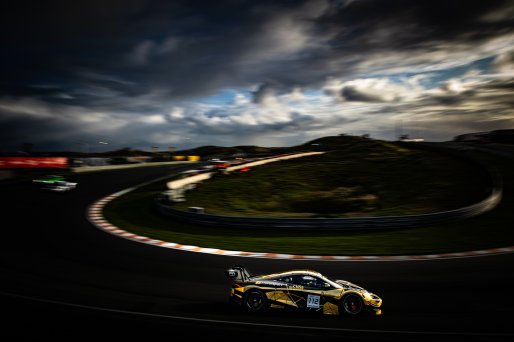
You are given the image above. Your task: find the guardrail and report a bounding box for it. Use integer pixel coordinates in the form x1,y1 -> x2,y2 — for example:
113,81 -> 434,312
155,145 -> 503,231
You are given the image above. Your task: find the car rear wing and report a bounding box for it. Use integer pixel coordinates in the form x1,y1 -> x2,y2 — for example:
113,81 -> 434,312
225,265 -> 251,282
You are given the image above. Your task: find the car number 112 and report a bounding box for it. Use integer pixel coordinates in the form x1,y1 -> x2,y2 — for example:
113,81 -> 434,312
307,294 -> 320,308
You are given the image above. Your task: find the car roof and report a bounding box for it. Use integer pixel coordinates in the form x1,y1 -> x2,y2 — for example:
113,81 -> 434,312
259,269 -> 324,279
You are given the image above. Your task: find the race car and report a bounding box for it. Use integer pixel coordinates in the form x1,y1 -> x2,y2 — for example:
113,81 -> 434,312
41,180 -> 77,192
33,175 -> 77,192
32,174 -> 67,185
225,265 -> 382,316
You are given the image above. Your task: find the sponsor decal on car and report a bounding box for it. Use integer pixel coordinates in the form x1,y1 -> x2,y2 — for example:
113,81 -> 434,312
255,281 -> 279,287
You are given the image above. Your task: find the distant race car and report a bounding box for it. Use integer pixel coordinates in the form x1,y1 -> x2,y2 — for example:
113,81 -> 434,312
41,180 -> 78,192
33,175 -> 77,192
225,265 -> 382,316
32,174 -> 66,184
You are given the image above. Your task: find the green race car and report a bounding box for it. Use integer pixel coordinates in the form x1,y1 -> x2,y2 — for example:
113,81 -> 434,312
225,265 -> 382,316
32,174 -> 77,192
32,174 -> 66,184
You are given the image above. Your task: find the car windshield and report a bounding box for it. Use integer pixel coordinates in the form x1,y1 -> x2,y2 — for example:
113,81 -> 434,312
323,276 -> 343,289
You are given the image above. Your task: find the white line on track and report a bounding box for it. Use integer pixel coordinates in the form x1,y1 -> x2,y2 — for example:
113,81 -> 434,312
1,290 -> 512,338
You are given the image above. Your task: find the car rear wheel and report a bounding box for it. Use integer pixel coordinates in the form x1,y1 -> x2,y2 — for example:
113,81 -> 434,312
341,294 -> 363,315
243,289 -> 268,313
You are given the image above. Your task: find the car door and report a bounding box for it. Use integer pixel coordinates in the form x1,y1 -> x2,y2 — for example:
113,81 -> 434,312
267,278 -> 293,307
287,274 -> 324,312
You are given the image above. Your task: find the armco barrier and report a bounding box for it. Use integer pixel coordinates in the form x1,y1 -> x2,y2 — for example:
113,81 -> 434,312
155,145 -> 503,231
156,186 -> 501,230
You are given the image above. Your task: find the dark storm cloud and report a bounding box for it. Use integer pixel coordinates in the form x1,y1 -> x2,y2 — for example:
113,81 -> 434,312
1,0 -> 513,151
319,0 -> 514,50
428,79 -> 514,110
2,0 -> 318,105
3,0 -> 511,105
0,108 -> 84,152
428,90 -> 477,106
251,81 -> 290,104
340,86 -> 385,102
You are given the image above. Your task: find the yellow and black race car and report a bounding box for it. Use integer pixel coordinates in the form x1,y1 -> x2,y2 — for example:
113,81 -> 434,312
225,265 -> 382,316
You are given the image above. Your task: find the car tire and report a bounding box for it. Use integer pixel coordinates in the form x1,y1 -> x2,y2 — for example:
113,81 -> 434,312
340,293 -> 364,315
243,289 -> 268,313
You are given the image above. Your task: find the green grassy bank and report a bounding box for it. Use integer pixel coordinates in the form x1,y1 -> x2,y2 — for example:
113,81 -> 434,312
103,138 -> 514,255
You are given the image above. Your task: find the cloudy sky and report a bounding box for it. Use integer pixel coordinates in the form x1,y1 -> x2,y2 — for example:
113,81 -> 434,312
1,0 -> 513,152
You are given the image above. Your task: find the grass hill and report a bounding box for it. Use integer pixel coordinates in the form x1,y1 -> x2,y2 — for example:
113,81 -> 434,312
171,135 -> 491,217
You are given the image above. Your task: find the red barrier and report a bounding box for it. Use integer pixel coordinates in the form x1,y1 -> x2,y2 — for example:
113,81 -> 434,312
0,157 -> 69,169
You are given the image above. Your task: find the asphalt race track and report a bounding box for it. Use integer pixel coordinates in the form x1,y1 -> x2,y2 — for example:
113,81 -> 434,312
1,164 -> 513,341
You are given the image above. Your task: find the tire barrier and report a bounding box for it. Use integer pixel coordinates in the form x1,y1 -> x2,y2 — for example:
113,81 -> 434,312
155,145 -> 503,231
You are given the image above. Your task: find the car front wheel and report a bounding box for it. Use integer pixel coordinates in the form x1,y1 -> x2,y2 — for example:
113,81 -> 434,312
341,293 -> 363,315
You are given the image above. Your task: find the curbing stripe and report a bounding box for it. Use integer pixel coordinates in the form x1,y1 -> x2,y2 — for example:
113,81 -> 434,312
87,193 -> 514,262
